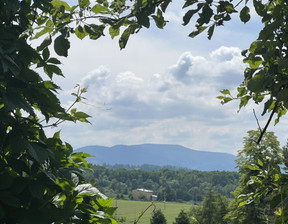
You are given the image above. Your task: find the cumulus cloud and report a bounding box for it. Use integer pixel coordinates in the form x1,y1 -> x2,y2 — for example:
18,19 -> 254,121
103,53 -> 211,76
53,46 -> 263,154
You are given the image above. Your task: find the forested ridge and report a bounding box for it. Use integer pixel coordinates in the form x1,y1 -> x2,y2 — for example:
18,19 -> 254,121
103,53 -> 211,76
84,164 -> 239,202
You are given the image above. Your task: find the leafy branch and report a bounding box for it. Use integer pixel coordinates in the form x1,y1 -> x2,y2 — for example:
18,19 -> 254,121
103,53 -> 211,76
41,84 -> 90,128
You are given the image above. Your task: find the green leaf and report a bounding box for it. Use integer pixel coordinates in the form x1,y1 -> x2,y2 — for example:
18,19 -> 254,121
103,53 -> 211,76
160,0 -> 172,12
27,143 -> 53,164
74,111 -> 91,123
207,24 -> 215,40
240,6 -> 251,23
75,26 -> 88,40
32,27 -> 54,40
244,56 -> 262,69
247,164 -> 261,170
201,4 -> 213,24
78,0 -> 90,9
47,57 -> 61,64
91,4 -> 109,14
253,0 -> 265,16
44,64 -> 63,78
188,26 -> 207,38
37,36 -> 52,51
109,26 -> 120,39
183,3 -> 204,26
220,89 -> 231,95
239,95 -> 251,109
152,9 -> 166,29
183,0 -> 198,8
42,47 -> 50,61
85,24 -> 105,40
54,35 -> 70,57
221,97 -> 232,104
136,13 -> 150,28
119,26 -> 131,49
51,0 -> 71,10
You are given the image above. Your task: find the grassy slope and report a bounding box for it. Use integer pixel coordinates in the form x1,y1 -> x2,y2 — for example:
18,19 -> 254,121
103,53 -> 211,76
113,200 -> 195,224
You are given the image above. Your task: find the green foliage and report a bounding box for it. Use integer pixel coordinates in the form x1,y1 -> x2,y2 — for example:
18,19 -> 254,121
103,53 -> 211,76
85,165 -> 239,202
173,210 -> 191,224
225,130 -> 284,224
190,188 -> 228,224
150,209 -> 167,224
211,0 -> 288,131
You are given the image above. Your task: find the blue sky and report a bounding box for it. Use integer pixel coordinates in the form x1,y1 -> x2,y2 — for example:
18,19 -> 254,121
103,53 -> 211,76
47,1 -> 288,155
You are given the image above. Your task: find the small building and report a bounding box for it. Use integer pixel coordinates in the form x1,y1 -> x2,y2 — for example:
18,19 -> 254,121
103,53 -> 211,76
132,188 -> 157,201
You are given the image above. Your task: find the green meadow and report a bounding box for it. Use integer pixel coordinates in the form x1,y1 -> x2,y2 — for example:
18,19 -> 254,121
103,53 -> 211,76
112,200 -> 195,224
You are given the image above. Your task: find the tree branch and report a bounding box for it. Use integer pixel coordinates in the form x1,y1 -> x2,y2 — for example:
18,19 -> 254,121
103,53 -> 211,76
257,103 -> 278,144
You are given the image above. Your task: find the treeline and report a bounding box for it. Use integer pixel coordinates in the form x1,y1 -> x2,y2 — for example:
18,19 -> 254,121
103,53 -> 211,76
84,164 -> 239,202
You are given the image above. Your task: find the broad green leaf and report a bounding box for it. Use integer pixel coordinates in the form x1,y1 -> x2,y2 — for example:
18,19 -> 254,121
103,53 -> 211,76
239,95 -> 251,109
237,87 -> 248,97
247,164 -> 261,170
253,0 -> 265,16
27,143 -> 54,164
224,2 -> 236,13
51,0 -> 71,10
91,4 -> 109,14
119,26 -> 131,49
183,3 -> 204,26
1,54 -> 20,76
74,111 -> 91,122
136,13 -> 150,28
32,27 -> 53,40
183,0 -> 198,8
240,6 -> 251,23
188,26 -> 207,38
221,97 -> 232,104
44,64 -> 63,78
85,24 -> 105,40
47,57 -> 61,64
109,26 -> 120,39
152,9 -> 166,29
42,47 -> 50,61
54,35 -> 70,57
201,4 -> 213,24
244,56 -> 262,69
247,73 -> 267,93
78,0 -> 90,9
75,26 -> 87,40
37,36 -> 52,51
160,0 -> 172,12
220,89 -> 230,95
261,98 -> 273,116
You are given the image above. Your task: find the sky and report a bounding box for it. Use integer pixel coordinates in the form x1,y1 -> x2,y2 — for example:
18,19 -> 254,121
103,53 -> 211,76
45,1 -> 288,155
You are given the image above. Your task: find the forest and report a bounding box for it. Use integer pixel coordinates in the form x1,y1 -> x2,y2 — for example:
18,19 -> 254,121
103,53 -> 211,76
84,164 -> 239,202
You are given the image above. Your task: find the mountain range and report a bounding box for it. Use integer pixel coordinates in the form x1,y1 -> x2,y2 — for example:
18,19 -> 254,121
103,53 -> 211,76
76,144 -> 237,171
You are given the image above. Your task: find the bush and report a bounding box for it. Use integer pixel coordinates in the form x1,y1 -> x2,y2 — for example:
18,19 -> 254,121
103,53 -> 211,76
150,209 -> 167,224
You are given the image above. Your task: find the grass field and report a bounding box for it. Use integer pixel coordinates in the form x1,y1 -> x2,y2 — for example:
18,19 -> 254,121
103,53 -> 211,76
112,200 -> 195,224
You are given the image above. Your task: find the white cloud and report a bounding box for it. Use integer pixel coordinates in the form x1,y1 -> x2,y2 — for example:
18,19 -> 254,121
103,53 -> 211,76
49,4 -> 288,155
54,46 -> 277,155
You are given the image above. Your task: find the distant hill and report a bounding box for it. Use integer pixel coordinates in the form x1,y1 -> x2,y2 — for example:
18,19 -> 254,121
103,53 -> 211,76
76,144 -> 237,171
